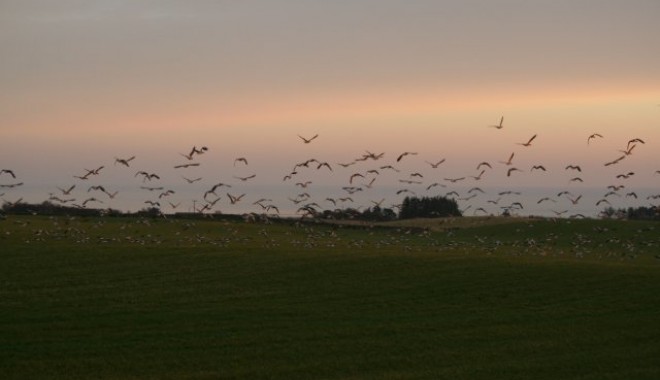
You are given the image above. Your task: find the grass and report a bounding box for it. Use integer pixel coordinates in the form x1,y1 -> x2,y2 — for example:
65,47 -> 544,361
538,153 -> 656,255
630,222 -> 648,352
1,215 -> 659,379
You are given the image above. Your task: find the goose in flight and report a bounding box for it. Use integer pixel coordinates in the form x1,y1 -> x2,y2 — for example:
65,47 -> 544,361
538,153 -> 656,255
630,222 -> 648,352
565,165 -> 581,172
57,185 -> 76,195
380,165 -> 400,172
227,193 -> 246,204
569,177 -> 584,183
568,195 -> 582,205
317,162 -> 333,171
627,138 -> 645,149
0,182 -> 23,188
397,152 -> 418,162
182,176 -> 202,184
0,169 -> 16,178
135,171 -> 160,182
507,167 -> 522,177
349,173 -> 364,184
604,155 -> 626,166
174,163 -> 200,169
425,159 -> 446,168
426,182 -> 445,190
114,156 -> 135,167
444,177 -> 465,183
88,185 -> 106,193
298,134 -> 319,144
499,153 -> 515,166
234,174 -> 256,182
587,133 -> 603,145
489,116 -> 504,129
234,157 -> 248,166
619,144 -> 636,156
399,179 -> 422,184
470,170 -> 486,181
616,172 -> 635,179
517,134 -> 537,147
476,162 -> 492,170
531,165 -> 547,172
140,186 -> 164,191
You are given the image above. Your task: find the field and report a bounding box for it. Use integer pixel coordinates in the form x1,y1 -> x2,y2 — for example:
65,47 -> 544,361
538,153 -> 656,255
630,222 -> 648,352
1,214 -> 660,379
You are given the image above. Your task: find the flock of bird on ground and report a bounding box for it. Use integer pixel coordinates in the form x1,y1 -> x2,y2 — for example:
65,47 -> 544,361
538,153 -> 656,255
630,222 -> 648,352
1,119 -> 659,221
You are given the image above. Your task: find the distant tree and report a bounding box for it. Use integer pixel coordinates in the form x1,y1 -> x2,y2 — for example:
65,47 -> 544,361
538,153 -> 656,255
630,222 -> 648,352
399,196 -> 461,219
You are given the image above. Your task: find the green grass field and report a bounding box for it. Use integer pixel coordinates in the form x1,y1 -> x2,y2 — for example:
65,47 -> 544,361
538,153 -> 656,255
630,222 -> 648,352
1,215 -> 659,379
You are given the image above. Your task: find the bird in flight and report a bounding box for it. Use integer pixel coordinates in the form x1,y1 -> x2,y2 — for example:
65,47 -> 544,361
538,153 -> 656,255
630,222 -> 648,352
234,174 -> 256,182
476,162 -> 492,170
298,134 -> 319,144
114,156 -> 135,167
174,163 -> 200,169
604,155 -> 626,166
507,167 -> 522,177
397,152 -> 418,162
489,116 -> 504,129
182,176 -> 202,184
425,159 -> 446,168
531,165 -> 547,172
587,133 -> 603,145
499,152 -> 515,166
0,169 -> 16,178
227,193 -> 246,204
57,185 -> 76,195
565,165 -> 582,172
517,134 -> 537,147
619,144 -> 636,156
234,157 -> 248,166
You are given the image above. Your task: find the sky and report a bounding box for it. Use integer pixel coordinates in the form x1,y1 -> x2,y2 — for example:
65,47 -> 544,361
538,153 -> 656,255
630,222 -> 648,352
1,0 -> 659,215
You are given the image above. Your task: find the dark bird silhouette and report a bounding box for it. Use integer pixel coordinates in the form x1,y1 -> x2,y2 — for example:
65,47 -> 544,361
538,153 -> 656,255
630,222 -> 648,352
57,185 -> 76,195
616,172 -> 635,179
507,167 -> 522,177
619,144 -> 636,156
182,176 -> 202,184
499,152 -> 515,166
114,156 -> 135,167
397,152 -> 418,162
470,170 -> 486,181
476,162 -> 492,170
604,155 -> 626,166
317,162 -> 333,171
135,171 -> 160,182
0,169 -> 16,178
531,165 -> 547,172
569,177 -> 584,183
425,159 -> 446,168
234,157 -> 248,166
174,163 -> 200,169
587,133 -> 603,145
627,138 -> 645,149
565,165 -> 582,172
349,173 -> 364,184
517,134 -> 537,147
298,134 -> 319,144
489,116 -> 504,129
227,193 -> 246,204
234,174 -> 256,182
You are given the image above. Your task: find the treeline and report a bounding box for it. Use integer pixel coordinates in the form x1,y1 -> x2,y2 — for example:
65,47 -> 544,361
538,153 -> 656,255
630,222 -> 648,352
600,206 -> 660,221
399,196 -> 461,219
318,206 -> 398,222
1,201 -> 119,217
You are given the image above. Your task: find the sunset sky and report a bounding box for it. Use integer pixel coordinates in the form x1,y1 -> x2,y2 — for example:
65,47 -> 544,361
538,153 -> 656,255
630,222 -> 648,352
1,1 -> 659,213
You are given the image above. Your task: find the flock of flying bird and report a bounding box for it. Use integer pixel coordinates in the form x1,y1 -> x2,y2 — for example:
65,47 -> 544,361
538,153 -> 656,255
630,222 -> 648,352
1,123 -> 659,220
